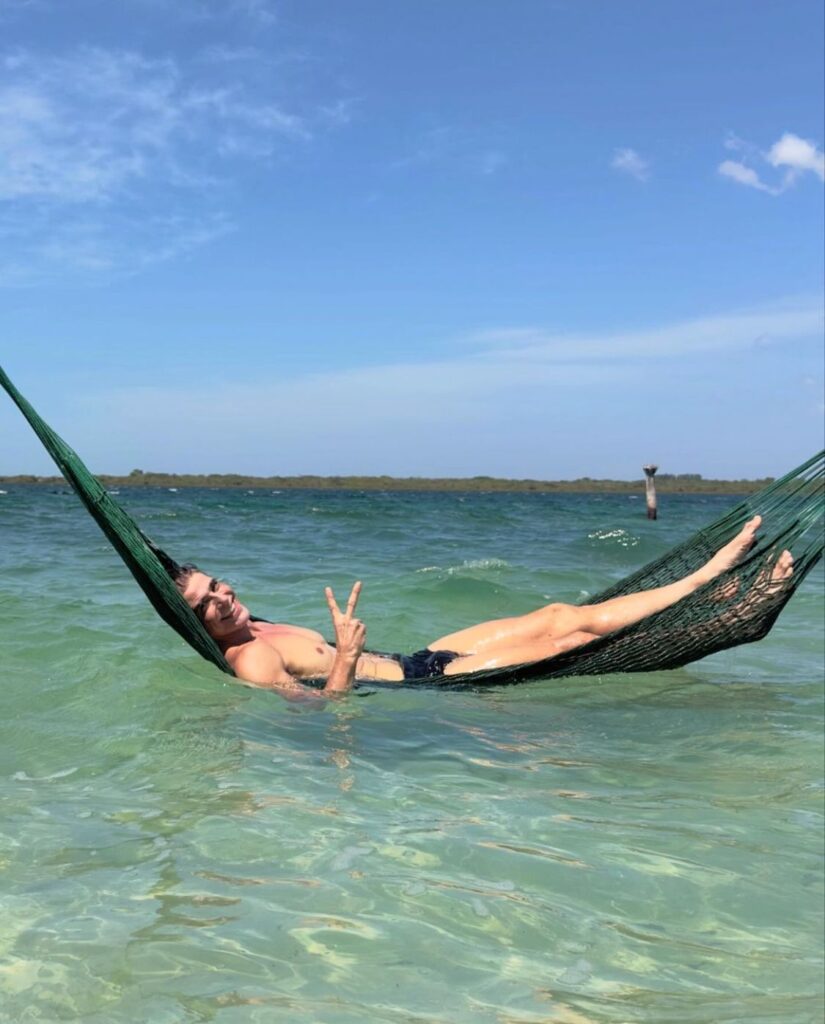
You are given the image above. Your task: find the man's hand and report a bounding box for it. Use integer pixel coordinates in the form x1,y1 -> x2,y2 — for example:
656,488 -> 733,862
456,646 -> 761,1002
323,581 -> 366,693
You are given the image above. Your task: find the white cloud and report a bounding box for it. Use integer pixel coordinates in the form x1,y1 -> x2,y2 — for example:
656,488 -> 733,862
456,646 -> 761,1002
718,131 -> 824,195
77,298 -> 823,472
610,147 -> 650,182
718,159 -> 777,194
767,132 -> 825,182
0,43 -> 350,283
460,300 -> 824,362
0,47 -> 309,203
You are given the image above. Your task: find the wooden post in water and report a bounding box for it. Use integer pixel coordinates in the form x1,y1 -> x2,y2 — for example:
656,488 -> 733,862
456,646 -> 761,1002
643,464 -> 658,520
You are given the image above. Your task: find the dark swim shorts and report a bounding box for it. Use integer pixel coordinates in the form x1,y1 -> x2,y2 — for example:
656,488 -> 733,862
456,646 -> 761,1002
391,648 -> 460,681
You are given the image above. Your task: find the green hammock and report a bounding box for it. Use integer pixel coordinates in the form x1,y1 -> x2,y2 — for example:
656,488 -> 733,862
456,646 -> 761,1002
1,366 -> 232,676
2,365 -> 822,687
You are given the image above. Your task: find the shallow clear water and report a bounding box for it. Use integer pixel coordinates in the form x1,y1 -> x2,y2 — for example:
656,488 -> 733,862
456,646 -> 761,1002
1,487 -> 822,1023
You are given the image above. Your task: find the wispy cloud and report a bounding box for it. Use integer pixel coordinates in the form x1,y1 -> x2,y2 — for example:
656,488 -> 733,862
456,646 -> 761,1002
133,0 -> 278,28
718,131 -> 824,194
318,97 -> 359,128
0,44 -> 348,283
0,47 -> 309,203
198,44 -> 264,65
610,147 -> 650,182
85,356 -> 632,476
226,0 -> 277,25
0,208 -> 233,286
0,0 -> 47,20
78,298 -> 823,474
479,150 -> 508,176
460,300 -> 824,362
718,159 -> 778,195
394,125 -> 510,177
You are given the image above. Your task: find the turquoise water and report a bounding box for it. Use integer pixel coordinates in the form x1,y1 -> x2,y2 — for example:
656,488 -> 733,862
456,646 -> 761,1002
1,487 -> 822,1024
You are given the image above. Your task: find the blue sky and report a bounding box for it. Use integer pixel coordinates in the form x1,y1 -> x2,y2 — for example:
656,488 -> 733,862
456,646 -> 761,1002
1,0 -> 823,479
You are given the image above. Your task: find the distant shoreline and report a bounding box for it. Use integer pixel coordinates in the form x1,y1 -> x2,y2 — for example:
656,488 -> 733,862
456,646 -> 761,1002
0,470 -> 774,495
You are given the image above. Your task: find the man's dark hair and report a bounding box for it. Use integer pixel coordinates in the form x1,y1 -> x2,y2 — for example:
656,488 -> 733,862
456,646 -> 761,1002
145,538 -> 197,588
172,562 -> 200,589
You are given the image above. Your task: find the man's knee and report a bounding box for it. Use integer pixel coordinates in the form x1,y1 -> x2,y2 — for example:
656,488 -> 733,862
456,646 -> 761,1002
539,602 -> 583,636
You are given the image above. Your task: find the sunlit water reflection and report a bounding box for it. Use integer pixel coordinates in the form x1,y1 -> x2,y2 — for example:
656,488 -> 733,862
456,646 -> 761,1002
1,488 -> 822,1023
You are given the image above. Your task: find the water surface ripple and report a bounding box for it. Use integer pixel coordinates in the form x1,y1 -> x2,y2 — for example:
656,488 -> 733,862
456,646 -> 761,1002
1,488 -> 822,1023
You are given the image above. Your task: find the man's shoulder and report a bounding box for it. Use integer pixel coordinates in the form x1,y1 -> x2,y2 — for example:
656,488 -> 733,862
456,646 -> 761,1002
227,638 -> 287,682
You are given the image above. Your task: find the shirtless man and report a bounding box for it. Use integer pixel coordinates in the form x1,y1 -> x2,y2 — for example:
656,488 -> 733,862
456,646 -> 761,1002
174,515 -> 793,698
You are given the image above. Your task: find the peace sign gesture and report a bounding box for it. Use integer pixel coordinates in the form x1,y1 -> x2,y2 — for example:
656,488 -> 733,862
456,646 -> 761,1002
324,581 -> 367,662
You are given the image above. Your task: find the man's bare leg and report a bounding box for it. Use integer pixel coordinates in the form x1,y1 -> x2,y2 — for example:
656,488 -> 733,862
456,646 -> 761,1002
440,544 -> 794,676
431,516 -> 782,673
572,515 -> 766,636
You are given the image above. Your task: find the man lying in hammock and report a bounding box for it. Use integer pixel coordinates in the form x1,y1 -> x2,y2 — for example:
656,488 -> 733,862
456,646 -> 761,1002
173,515 -> 793,698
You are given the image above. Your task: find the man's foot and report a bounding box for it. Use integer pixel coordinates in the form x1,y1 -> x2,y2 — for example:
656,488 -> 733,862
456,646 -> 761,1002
730,548 -> 795,617
712,543 -> 794,604
698,515 -> 762,585
768,549 -> 794,589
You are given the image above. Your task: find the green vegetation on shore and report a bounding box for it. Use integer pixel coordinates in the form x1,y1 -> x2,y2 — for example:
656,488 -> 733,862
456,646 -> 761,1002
0,468 -> 774,495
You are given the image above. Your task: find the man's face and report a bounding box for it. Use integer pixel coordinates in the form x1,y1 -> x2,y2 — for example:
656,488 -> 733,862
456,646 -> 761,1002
180,571 -> 251,639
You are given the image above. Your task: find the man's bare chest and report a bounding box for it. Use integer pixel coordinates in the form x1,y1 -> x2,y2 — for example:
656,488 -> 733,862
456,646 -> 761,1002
249,621 -> 334,674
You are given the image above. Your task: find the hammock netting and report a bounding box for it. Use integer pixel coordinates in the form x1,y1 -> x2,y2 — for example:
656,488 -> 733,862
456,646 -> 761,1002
1,367 -> 232,676
2,365 -> 822,688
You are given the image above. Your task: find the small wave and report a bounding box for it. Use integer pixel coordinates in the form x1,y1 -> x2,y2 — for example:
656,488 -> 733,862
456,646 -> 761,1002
588,528 -> 640,548
12,767 -> 78,782
460,558 -> 509,570
0,490 -> 6,495
447,558 -> 510,576
416,558 -> 509,575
